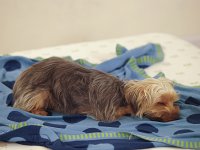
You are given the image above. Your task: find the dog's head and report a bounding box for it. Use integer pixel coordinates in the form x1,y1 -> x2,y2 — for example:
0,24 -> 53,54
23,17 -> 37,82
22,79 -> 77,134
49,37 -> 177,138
124,78 -> 179,122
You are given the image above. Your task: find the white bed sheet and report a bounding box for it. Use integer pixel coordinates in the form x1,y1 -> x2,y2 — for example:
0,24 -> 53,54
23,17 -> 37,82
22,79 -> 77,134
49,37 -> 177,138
10,33 -> 200,86
1,33 -> 199,150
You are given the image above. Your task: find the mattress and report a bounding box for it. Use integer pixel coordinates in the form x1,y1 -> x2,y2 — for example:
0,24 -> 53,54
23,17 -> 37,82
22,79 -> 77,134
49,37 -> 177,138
1,33 -> 199,150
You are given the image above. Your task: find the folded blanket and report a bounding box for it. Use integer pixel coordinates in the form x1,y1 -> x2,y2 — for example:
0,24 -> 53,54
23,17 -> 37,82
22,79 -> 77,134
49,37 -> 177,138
0,43 -> 200,150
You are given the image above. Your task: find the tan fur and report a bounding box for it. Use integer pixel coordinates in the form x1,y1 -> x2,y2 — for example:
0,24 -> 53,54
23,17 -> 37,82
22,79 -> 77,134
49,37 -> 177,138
124,78 -> 179,122
13,90 -> 50,114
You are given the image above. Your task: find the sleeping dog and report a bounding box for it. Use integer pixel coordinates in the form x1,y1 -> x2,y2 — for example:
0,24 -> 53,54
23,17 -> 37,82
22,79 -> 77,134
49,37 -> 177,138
13,57 -> 180,122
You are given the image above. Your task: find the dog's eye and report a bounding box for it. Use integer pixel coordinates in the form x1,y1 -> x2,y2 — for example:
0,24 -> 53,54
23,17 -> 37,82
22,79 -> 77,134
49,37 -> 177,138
157,102 -> 166,106
173,103 -> 179,106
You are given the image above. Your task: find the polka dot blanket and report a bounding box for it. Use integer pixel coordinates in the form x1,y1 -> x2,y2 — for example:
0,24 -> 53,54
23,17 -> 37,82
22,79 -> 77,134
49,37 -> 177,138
0,43 -> 200,150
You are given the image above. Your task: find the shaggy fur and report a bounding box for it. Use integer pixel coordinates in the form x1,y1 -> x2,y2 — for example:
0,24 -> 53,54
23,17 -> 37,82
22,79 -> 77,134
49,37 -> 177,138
13,57 -> 180,122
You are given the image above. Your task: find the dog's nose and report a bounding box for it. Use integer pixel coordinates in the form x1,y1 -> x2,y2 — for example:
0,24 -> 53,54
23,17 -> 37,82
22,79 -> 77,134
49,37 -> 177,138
161,107 -> 180,122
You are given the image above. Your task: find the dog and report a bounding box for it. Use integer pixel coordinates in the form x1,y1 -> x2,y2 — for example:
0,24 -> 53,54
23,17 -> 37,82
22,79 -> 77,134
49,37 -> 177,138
13,57 -> 180,122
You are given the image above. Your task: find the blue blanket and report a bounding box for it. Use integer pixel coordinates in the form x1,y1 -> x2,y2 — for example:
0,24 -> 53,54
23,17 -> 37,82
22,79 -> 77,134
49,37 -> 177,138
0,43 -> 200,150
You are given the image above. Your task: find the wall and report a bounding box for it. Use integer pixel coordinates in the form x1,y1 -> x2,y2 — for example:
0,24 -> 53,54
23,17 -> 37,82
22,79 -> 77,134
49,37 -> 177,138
0,0 -> 200,53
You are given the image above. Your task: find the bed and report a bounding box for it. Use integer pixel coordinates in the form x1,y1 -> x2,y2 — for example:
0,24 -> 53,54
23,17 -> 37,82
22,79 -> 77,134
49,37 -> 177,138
0,33 -> 200,150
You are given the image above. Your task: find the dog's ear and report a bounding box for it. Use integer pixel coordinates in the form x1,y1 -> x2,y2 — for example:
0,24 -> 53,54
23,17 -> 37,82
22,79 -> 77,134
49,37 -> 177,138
124,81 -> 139,114
124,92 -> 138,108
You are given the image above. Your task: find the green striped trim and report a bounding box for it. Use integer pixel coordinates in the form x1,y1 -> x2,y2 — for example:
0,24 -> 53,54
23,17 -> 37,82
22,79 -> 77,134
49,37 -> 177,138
135,134 -> 200,149
59,132 -> 137,141
8,122 -> 42,129
155,72 -> 166,78
136,44 -> 164,66
75,59 -> 97,67
63,56 -> 73,61
128,58 -> 150,78
116,44 -> 124,56
34,57 -> 44,61
34,56 -> 97,67
7,123 -> 136,141
60,132 -> 200,149
155,44 -> 164,61
7,122 -> 200,149
136,56 -> 157,66
137,56 -> 156,65
34,56 -> 73,61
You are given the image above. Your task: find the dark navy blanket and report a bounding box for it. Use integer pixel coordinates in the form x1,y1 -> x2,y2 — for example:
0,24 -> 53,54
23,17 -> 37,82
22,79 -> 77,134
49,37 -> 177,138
0,43 -> 200,150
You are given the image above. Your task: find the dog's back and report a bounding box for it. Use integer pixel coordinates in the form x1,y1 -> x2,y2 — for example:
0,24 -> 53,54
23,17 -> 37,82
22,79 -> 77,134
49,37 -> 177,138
13,57 -> 126,120
13,58 -> 91,114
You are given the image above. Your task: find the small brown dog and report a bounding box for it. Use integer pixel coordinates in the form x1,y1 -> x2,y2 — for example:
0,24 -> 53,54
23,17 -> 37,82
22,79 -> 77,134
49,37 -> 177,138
13,57 -> 179,122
